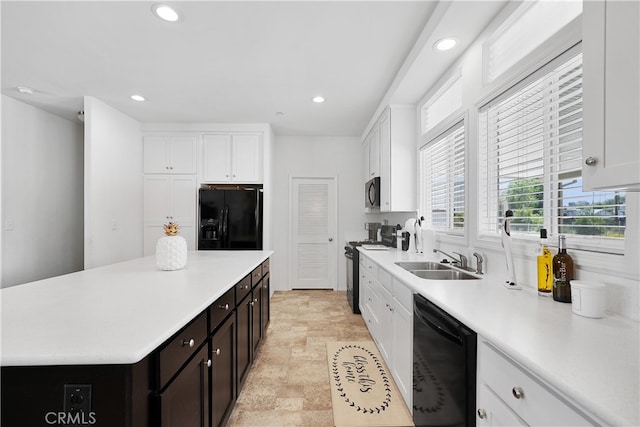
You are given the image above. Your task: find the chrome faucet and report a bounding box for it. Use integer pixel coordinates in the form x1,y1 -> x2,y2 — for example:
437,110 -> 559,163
433,249 -> 462,266
453,252 -> 468,269
473,252 -> 484,275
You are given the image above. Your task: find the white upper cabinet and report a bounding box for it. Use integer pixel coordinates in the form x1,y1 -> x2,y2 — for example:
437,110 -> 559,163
368,126 -> 380,179
143,175 -> 196,255
202,133 -> 262,183
363,127 -> 380,181
143,136 -> 197,174
378,106 -> 416,212
582,0 -> 640,191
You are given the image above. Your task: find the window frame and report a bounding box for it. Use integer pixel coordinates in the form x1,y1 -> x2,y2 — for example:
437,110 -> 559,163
477,45 -> 626,254
419,112 -> 468,243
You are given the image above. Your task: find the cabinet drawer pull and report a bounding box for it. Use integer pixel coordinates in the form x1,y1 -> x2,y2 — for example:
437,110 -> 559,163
477,408 -> 487,419
207,359 -> 212,368
512,387 -> 524,399
214,348 -> 221,356
218,303 -> 229,310
250,300 -> 255,306
182,338 -> 195,348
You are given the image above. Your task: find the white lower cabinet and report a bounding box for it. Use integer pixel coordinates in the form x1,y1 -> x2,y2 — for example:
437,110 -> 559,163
360,254 -> 413,410
477,384 -> 527,427
477,339 -> 594,426
390,288 -> 412,408
359,255 -> 380,337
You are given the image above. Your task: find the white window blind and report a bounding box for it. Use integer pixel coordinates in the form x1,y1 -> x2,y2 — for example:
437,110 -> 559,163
486,0 -> 582,82
479,52 -> 626,245
420,123 -> 465,232
421,73 -> 462,134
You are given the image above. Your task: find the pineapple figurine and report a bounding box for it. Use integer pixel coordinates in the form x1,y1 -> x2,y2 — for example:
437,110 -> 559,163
155,222 -> 187,270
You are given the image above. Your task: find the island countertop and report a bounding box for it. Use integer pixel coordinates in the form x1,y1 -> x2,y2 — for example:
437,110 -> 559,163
1,250 -> 272,367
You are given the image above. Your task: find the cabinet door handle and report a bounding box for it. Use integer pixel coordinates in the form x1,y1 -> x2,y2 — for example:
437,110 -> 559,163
218,303 -> 229,310
585,157 -> 597,166
250,300 -> 255,306
214,348 -> 221,356
182,338 -> 195,348
207,359 -> 212,368
477,408 -> 487,419
512,387 -> 524,399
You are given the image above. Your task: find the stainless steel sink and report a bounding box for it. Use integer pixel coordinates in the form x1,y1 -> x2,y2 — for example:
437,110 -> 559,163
395,261 -> 451,271
410,270 -> 479,280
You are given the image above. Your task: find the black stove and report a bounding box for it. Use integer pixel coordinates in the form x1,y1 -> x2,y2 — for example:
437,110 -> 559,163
344,240 -> 384,314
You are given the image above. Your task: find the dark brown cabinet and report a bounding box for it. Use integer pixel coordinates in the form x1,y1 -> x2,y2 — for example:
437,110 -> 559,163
251,288 -> 262,355
156,345 -> 210,427
210,312 -> 236,427
236,291 -> 253,393
261,272 -> 270,336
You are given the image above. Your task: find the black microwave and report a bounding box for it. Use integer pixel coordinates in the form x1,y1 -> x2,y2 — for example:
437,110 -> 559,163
365,177 -> 380,208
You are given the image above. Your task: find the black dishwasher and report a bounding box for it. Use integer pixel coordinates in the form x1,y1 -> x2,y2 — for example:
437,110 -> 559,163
413,294 -> 477,427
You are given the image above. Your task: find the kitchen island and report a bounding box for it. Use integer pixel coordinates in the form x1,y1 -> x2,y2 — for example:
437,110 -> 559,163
1,250 -> 272,426
358,247 -> 639,427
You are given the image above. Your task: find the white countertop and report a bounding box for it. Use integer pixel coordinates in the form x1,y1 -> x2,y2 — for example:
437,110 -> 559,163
1,250 -> 272,367
358,247 -> 639,427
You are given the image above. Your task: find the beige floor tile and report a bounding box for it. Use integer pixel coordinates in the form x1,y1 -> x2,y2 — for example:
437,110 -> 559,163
227,290 -> 374,427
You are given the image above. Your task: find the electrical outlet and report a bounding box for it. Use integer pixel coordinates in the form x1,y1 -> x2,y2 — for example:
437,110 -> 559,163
63,384 -> 92,415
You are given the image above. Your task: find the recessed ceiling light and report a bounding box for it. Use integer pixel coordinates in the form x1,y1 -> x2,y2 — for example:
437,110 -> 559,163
152,4 -> 181,22
17,86 -> 35,95
312,96 -> 325,103
434,37 -> 457,51
131,94 -> 146,102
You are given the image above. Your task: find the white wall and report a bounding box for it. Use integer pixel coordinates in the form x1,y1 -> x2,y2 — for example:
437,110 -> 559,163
84,96 -> 143,268
272,136 -> 365,292
1,95 -> 84,287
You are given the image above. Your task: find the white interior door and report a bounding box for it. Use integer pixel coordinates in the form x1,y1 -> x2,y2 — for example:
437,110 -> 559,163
290,177 -> 337,289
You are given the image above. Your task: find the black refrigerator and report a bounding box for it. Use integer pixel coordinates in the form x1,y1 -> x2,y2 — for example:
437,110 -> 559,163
198,184 -> 263,250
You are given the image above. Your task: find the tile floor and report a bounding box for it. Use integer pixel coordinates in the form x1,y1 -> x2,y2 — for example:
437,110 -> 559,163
227,290 -> 373,426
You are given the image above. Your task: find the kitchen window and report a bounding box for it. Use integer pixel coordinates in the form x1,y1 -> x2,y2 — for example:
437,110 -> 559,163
420,72 -> 462,135
484,0 -> 582,82
478,49 -> 626,252
420,121 -> 465,233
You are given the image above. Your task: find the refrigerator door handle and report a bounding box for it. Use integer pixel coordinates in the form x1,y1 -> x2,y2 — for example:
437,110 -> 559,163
222,206 -> 229,244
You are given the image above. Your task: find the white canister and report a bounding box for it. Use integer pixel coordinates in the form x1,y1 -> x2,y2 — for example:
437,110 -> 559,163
571,281 -> 605,318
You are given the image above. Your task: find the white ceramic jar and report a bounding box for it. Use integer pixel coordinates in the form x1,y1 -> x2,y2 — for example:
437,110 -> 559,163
571,281 -> 605,318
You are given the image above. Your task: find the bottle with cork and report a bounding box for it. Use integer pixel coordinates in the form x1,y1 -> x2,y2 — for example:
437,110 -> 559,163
552,234 -> 573,303
536,228 -> 553,296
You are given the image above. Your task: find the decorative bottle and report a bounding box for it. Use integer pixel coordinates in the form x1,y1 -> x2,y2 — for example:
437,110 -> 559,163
552,234 -> 573,303
537,229 -> 553,296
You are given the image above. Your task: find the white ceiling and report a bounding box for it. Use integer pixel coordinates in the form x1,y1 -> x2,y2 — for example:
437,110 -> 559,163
2,1 -> 505,137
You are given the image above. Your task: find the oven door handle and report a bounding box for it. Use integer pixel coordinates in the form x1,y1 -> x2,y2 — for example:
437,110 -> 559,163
414,305 -> 462,345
